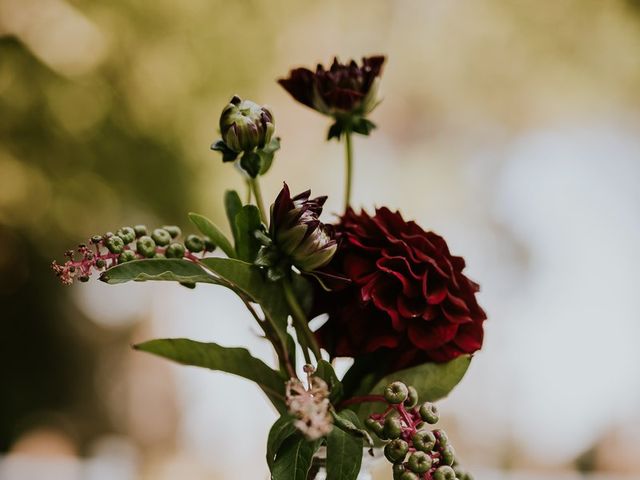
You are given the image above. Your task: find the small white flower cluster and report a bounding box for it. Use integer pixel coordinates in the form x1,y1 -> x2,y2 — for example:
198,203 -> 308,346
285,372 -> 333,440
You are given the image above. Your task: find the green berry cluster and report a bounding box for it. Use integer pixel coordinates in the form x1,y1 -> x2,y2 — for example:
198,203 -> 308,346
364,381 -> 473,480
52,224 -> 215,285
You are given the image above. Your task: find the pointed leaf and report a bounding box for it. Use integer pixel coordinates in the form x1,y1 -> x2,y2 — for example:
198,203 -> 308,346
271,434 -> 321,480
327,410 -> 364,480
135,338 -> 287,414
331,409 -> 373,448
267,415 -> 298,469
188,212 -> 236,258
315,360 -> 344,403
235,205 -> 262,262
99,258 -> 217,285
224,190 -> 243,245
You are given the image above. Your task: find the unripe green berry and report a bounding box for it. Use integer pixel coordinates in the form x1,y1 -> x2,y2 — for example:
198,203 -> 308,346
185,234 -> 204,253
151,228 -> 172,247
440,445 -> 455,466
79,275 -> 89,282
162,225 -> 181,238
204,236 -> 216,252
133,225 -> 148,238
165,242 -> 185,259
407,451 -> 432,474
433,429 -> 449,448
90,235 -> 102,244
384,439 -> 409,464
412,430 -> 436,453
383,411 -> 403,440
154,252 -> 166,259
365,418 -> 384,437
95,259 -> 106,269
105,235 -> 125,254
119,250 -> 136,263
384,381 -> 409,404
400,472 -> 419,480
433,466 -> 456,480
117,227 -> 136,244
404,386 -> 419,409
137,236 -> 157,258
392,464 -> 406,480
419,402 -> 439,424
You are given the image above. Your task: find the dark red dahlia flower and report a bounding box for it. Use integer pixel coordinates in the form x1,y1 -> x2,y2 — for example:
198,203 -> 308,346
278,56 -> 385,139
314,208 -> 486,369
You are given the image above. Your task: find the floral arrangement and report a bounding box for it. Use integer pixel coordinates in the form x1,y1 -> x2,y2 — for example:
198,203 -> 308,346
53,56 -> 486,480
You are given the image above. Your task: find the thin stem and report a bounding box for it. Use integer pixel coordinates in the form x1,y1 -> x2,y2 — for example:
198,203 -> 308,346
250,177 -> 268,224
245,179 -> 252,204
282,275 -> 322,364
343,130 -> 354,210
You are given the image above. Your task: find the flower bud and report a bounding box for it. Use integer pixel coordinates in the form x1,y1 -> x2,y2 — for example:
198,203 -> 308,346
220,96 -> 274,153
404,386 -> 418,409
433,466 -> 456,480
383,410 -> 403,439
384,381 -> 409,404
407,451 -> 432,474
166,242 -> 185,259
105,236 -> 125,254
117,227 -> 136,244
384,439 -> 408,464
152,228 -> 172,247
185,234 -> 204,253
419,402 -> 439,424
119,250 -> 136,263
137,236 -> 156,258
412,430 -> 436,453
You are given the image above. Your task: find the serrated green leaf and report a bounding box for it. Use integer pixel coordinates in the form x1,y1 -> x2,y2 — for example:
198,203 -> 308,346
188,212 -> 236,258
224,190 -> 243,245
271,434 -> 320,480
134,338 -> 287,414
99,258 -> 217,285
315,360 -> 344,404
327,410 -> 364,480
267,415 -> 298,469
235,205 -> 262,262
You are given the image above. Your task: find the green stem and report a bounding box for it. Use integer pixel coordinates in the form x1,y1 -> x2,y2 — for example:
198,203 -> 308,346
282,276 -> 321,364
250,177 -> 268,224
344,130 -> 354,210
245,179 -> 252,204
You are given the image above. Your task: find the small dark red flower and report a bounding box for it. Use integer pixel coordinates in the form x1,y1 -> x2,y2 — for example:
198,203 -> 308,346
278,56 -> 385,139
313,208 -> 486,370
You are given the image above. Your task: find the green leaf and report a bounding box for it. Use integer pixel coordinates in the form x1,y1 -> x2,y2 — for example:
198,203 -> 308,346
326,410 -> 364,480
188,212 -> 236,258
258,136 -> 281,175
267,415 -> 298,469
330,409 -> 373,448
271,434 -> 321,480
239,151 -> 262,178
234,205 -> 262,262
357,355 -> 472,420
100,258 -> 217,285
224,190 -> 243,245
134,338 -> 287,414
315,360 -> 344,404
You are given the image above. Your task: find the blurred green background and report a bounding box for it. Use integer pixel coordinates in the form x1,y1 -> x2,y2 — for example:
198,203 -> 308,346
2,0 -> 640,478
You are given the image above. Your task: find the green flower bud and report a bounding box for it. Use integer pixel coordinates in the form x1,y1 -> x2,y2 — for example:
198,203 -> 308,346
185,234 -> 204,253
383,410 -> 403,440
95,258 -> 106,269
220,96 -> 274,153
203,236 -> 216,252
136,236 -> 156,258
419,402 -> 439,424
384,439 -> 408,464
165,242 -> 185,259
400,472 -> 419,480
433,466 -> 456,480
433,429 -> 449,449
365,418 -> 384,437
407,451 -> 432,474
105,236 -> 125,254
151,228 -> 172,247
404,386 -> 419,409
412,430 -> 436,453
116,227 -> 136,244
162,225 -> 181,239
133,225 -> 148,238
441,445 -> 455,466
384,381 -> 409,404
392,464 -> 406,480
118,250 -> 136,263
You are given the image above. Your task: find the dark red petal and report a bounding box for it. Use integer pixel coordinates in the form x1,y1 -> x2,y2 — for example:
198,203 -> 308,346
454,320 -> 485,352
408,320 -> 458,350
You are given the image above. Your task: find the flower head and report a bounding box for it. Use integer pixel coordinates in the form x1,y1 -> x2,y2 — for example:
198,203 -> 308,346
258,183 -> 337,278
285,376 -> 333,440
313,208 -> 486,370
219,95 -> 274,154
278,56 -> 385,139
